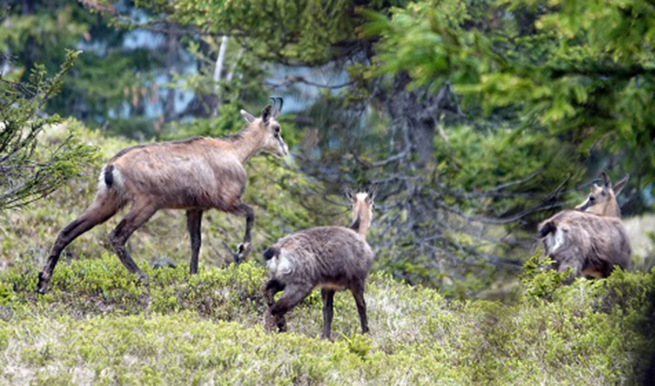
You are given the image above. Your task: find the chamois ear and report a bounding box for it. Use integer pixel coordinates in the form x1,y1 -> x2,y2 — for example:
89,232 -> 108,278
613,174 -> 630,196
343,187 -> 353,200
261,105 -> 273,124
240,109 -> 256,123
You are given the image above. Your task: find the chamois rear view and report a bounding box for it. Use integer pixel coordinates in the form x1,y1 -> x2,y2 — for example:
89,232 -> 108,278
36,98 -> 288,294
538,172 -> 631,281
261,189 -> 375,340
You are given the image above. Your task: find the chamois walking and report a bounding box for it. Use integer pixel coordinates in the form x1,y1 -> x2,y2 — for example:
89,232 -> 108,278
261,189 -> 375,340
35,98 -> 288,294
538,172 -> 631,281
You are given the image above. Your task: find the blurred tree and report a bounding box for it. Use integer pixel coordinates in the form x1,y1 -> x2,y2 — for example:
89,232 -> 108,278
0,50 -> 96,209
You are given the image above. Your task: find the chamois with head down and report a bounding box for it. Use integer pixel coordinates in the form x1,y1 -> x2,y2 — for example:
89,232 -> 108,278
537,172 -> 631,281
261,188 -> 375,340
35,98 -> 288,294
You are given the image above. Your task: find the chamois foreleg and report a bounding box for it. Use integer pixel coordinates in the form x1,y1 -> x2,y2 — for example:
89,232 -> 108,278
186,209 -> 203,274
557,258 -> 583,285
232,203 -> 254,263
321,289 -> 336,340
268,283 -> 313,333
36,191 -> 121,294
262,279 -> 286,332
108,202 -> 158,282
350,283 -> 369,335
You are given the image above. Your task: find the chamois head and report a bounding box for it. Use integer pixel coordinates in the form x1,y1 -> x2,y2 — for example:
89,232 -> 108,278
346,187 -> 375,238
240,97 -> 288,158
575,171 -> 629,218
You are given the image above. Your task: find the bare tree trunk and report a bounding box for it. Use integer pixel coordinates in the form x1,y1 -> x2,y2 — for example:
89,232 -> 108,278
211,35 -> 229,117
163,32 -> 178,122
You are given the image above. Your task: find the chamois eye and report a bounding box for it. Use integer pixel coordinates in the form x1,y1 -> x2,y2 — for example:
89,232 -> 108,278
589,196 -> 595,202
273,126 -> 281,134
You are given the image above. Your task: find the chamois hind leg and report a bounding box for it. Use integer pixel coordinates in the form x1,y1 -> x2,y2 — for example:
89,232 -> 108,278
232,203 -> 254,263
350,283 -> 369,335
268,283 -> 313,333
36,191 -> 121,294
186,209 -> 203,274
321,289 -> 336,340
108,201 -> 158,282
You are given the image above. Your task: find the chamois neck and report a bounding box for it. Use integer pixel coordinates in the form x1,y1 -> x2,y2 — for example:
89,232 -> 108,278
603,199 -> 621,218
350,207 -> 371,239
230,126 -> 265,163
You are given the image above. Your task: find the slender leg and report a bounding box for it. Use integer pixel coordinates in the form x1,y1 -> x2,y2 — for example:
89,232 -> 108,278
186,209 -> 203,274
36,193 -> 120,294
351,284 -> 369,335
269,284 -> 313,333
108,202 -> 158,281
321,289 -> 336,340
558,259 -> 583,285
262,280 -> 286,331
232,203 -> 254,263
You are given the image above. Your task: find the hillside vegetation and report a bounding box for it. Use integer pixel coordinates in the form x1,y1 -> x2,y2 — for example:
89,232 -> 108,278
0,123 -> 653,385
0,255 -> 654,385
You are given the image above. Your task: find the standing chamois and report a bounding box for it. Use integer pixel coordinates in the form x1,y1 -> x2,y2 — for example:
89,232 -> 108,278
537,172 -> 631,281
261,189 -> 375,340
35,98 -> 288,294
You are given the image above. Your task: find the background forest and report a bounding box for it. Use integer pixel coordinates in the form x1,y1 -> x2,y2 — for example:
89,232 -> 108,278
1,0 -> 655,384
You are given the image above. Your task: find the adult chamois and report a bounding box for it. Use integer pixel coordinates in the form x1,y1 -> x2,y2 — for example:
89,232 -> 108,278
35,98 -> 288,294
538,172 -> 631,281
261,189 -> 375,340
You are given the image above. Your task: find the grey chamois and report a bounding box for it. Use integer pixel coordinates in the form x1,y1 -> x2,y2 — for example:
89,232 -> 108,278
261,189 -> 375,340
36,98 -> 288,294
537,172 -> 631,281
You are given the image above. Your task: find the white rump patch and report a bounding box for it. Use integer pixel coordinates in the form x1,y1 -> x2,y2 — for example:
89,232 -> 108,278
546,227 -> 566,254
266,251 -> 294,276
355,192 -> 369,201
97,165 -> 125,191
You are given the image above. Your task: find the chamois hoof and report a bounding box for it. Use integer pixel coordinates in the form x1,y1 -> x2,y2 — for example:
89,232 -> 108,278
149,258 -> 177,269
234,242 -> 251,264
137,272 -> 150,286
35,272 -> 50,295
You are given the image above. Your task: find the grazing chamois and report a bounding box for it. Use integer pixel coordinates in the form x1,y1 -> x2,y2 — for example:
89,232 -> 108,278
35,98 -> 288,294
537,172 -> 631,281
261,189 -> 375,340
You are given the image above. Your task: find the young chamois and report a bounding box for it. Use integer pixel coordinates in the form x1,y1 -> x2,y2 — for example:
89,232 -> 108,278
261,189 -> 375,340
35,98 -> 288,294
538,172 -> 631,281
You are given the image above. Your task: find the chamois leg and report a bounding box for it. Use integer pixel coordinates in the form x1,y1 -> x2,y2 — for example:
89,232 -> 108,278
108,202 -> 158,282
186,209 -> 203,274
268,283 -> 313,333
321,289 -> 336,340
558,259 -> 583,285
350,284 -> 369,335
36,192 -> 121,294
232,203 -> 254,263
262,279 -> 286,332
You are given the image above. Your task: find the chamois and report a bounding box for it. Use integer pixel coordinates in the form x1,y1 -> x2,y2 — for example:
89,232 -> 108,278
537,172 -> 631,281
35,98 -> 288,294
261,189 -> 375,340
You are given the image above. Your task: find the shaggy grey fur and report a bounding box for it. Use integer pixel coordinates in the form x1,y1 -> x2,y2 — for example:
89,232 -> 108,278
261,193 -> 374,340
